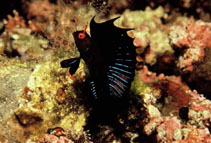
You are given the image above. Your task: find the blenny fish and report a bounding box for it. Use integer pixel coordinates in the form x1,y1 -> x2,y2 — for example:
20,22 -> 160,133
61,16 -> 136,114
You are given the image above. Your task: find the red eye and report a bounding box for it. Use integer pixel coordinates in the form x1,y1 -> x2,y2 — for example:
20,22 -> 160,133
78,32 -> 86,39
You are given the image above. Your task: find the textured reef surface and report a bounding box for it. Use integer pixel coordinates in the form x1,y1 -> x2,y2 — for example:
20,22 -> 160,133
0,0 -> 210,143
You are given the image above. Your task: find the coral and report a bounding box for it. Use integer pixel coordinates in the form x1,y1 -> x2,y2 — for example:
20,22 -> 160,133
39,134 -> 74,143
1,1 -> 95,60
0,52 -> 88,142
23,55 -> 88,131
38,127 -> 92,143
173,128 -> 211,143
141,87 -> 211,143
169,19 -> 211,97
187,90 -> 211,127
119,7 -> 173,65
11,28 -> 49,58
138,65 -> 164,83
144,116 -> 162,135
169,19 -> 211,72
133,65 -> 210,143
26,0 -> 58,22
132,26 -> 150,50
183,48 -> 211,97
1,10 -> 50,60
0,1 -> 211,142
0,4 -> 96,141
157,117 -> 182,142
3,10 -> 26,33
108,0 -> 132,13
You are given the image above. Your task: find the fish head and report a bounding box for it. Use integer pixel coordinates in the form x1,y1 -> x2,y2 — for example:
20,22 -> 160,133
73,31 -> 91,58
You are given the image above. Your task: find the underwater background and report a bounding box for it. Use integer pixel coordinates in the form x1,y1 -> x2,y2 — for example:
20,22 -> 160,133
0,0 -> 210,142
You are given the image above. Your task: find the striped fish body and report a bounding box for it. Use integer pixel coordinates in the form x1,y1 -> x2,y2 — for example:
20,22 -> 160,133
64,16 -> 137,103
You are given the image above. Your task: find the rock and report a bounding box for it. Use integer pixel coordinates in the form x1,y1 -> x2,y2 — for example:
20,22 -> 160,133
15,106 -> 43,127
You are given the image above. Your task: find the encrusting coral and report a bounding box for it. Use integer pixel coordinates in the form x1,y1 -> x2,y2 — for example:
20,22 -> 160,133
120,7 -> 173,66
169,19 -> 211,72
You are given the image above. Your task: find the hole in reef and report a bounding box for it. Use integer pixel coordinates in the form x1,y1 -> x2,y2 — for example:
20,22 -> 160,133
4,49 -> 21,58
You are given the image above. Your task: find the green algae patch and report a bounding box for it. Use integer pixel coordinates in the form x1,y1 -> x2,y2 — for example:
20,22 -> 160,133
131,71 -> 152,96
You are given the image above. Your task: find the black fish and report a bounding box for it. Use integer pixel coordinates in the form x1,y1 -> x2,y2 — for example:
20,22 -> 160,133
61,16 -> 136,110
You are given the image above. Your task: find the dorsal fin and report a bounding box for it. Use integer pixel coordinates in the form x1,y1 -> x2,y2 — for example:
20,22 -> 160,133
90,16 -> 132,42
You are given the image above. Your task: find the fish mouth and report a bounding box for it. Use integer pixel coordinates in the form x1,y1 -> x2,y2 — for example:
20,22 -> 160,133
72,31 -> 83,39
72,31 -> 78,40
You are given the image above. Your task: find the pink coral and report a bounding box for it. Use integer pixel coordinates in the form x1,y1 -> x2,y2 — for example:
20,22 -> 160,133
169,19 -> 211,71
38,127 -> 92,143
187,90 -> 211,124
139,65 -> 164,83
173,128 -> 211,143
188,90 -> 211,112
27,0 -> 58,22
2,10 -> 44,35
39,134 -> 74,143
157,117 -> 182,142
144,117 -> 163,135
170,19 -> 211,50
132,26 -> 150,49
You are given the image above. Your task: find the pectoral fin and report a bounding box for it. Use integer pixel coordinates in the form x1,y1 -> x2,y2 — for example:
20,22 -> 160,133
60,58 -> 80,75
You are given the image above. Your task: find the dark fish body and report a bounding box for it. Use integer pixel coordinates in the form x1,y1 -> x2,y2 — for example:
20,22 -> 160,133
60,58 -> 80,75
61,17 -> 136,119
